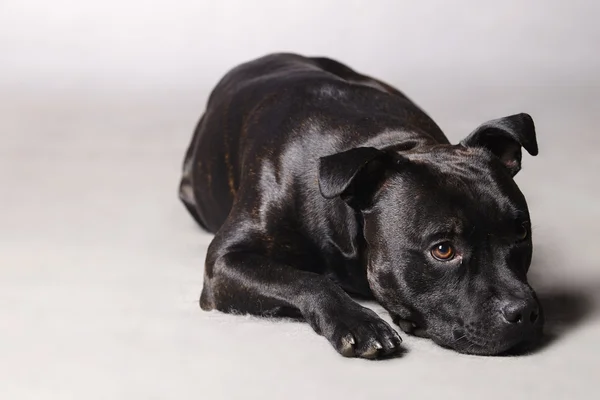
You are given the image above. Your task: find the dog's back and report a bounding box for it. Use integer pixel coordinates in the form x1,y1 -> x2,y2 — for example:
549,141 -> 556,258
179,53 -> 444,232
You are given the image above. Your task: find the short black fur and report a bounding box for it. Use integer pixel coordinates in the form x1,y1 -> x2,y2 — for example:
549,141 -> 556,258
179,53 -> 542,359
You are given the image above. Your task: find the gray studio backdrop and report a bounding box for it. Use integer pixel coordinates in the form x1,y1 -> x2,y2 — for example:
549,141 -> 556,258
2,0 -> 599,90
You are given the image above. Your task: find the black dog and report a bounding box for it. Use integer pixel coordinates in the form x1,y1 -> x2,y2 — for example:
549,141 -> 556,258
179,53 -> 543,359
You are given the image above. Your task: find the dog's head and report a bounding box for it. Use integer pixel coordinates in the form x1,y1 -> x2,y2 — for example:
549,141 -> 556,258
318,113 -> 543,355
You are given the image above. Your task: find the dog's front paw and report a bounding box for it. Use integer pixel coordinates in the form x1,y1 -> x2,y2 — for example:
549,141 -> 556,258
324,306 -> 403,359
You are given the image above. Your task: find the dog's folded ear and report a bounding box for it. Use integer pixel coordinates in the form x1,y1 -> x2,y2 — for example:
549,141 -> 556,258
318,147 -> 398,208
460,113 -> 538,176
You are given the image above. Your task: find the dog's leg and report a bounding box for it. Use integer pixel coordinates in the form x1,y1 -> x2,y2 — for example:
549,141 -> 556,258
201,251 -> 402,359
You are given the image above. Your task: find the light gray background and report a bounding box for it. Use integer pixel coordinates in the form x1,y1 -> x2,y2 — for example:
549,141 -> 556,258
1,1 -> 599,399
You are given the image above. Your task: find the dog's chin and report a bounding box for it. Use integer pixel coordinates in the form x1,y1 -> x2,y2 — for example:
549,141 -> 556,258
439,330 -> 542,356
393,314 -> 543,356
394,317 -> 541,356
449,335 -> 521,356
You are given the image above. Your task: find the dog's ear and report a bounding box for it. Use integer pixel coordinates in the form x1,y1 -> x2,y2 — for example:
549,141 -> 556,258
460,113 -> 538,176
318,147 -> 397,208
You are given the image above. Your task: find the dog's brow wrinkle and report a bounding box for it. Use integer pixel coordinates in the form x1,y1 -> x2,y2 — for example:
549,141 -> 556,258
426,217 -> 463,235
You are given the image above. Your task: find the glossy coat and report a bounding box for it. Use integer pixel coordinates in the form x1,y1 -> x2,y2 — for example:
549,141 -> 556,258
180,53 -> 542,358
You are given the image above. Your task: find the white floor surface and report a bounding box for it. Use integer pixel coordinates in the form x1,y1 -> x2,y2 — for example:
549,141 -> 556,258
1,84 -> 599,399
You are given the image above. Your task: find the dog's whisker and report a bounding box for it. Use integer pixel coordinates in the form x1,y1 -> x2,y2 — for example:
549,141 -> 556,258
452,334 -> 467,344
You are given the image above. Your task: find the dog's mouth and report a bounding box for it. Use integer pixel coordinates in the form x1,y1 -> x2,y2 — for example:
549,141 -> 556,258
449,330 -> 519,355
393,315 -> 542,356
450,329 -> 543,356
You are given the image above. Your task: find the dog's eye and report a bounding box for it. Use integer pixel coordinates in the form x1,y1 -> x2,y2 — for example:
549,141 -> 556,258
517,222 -> 529,241
431,242 -> 455,261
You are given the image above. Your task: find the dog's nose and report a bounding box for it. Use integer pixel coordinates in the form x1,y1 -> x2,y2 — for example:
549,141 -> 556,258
501,300 -> 539,325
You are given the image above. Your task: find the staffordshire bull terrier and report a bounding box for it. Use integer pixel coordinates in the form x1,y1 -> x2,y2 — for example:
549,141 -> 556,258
179,53 -> 543,359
